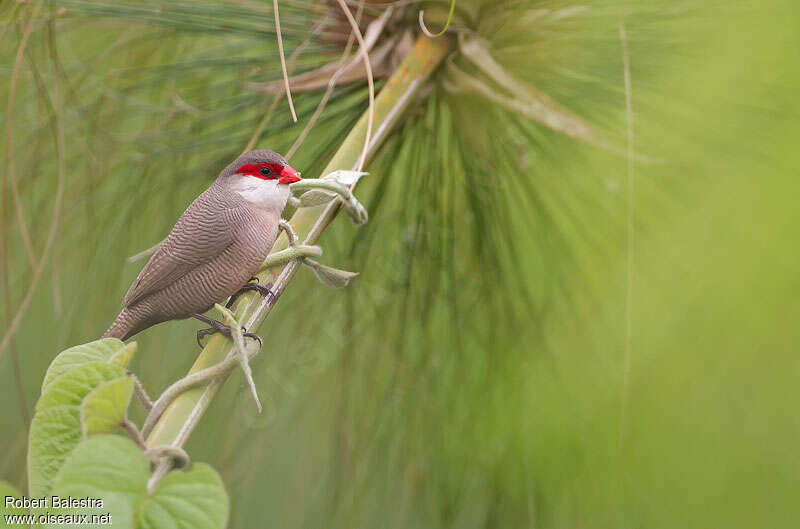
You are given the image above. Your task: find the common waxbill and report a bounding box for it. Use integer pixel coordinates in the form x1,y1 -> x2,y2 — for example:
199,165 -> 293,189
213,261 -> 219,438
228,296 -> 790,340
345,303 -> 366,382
103,149 -> 301,341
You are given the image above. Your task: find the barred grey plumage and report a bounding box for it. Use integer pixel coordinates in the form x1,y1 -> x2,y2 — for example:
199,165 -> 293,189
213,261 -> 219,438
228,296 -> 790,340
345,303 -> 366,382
104,150 -> 299,340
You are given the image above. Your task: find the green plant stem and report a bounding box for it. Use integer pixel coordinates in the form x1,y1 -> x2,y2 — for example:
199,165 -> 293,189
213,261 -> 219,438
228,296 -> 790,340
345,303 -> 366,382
144,36 -> 451,459
141,346 -> 259,438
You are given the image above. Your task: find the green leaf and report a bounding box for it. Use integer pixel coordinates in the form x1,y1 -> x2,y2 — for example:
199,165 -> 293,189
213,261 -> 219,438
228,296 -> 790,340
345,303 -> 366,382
0,481 -> 26,524
299,189 -> 336,207
49,436 -> 229,529
28,362 -> 128,497
304,259 -> 360,289
26,407 -> 81,498
110,342 -> 138,369
322,169 -> 368,186
137,463 -> 229,529
31,339 -> 138,496
82,375 -> 135,436
48,435 -> 148,529
41,339 -> 136,394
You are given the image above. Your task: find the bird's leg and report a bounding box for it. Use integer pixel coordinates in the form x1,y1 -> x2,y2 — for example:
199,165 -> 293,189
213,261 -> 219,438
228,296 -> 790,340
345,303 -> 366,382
186,306 -> 263,414
226,276 -> 275,308
237,277 -> 276,299
192,308 -> 262,412
193,313 -> 262,348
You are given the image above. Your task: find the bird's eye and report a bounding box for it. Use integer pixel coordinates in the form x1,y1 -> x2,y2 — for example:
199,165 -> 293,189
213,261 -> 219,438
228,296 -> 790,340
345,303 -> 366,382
259,166 -> 272,177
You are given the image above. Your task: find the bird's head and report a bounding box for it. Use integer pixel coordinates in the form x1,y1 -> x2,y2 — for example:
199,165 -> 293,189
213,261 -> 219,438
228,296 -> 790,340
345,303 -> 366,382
221,149 -> 301,185
220,150 -> 301,211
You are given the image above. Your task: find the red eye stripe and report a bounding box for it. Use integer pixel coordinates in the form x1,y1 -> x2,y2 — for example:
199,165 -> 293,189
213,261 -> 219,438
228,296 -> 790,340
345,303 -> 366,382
235,163 -> 261,175
235,162 -> 282,180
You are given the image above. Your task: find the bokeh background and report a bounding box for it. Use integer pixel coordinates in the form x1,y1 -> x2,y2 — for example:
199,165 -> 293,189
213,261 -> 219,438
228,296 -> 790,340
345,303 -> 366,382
2,1 -> 799,527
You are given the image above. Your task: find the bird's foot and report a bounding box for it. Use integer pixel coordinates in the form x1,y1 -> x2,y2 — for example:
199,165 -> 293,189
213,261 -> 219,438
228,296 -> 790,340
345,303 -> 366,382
195,324 -> 261,348
225,276 -> 276,308
238,280 -> 276,299
193,313 -> 261,349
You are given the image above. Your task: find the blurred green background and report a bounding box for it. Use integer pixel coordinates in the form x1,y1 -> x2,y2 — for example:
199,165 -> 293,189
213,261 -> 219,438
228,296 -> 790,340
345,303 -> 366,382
1,1 -> 799,527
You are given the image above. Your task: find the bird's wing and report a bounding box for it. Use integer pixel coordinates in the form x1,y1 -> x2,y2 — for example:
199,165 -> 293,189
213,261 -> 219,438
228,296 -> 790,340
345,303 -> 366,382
123,188 -> 251,307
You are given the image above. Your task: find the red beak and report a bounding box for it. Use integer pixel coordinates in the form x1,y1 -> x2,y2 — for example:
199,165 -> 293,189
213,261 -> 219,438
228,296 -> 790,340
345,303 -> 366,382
278,165 -> 301,184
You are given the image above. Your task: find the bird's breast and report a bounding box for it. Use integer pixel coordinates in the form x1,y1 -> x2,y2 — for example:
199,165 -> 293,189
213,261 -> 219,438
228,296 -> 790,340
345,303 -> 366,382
230,176 -> 290,212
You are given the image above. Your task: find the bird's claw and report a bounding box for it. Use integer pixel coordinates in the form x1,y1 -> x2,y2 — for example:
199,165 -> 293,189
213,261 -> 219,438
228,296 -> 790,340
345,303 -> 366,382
243,331 -> 262,348
237,282 -> 276,300
195,320 -> 262,349
196,327 -> 214,347
226,277 -> 276,308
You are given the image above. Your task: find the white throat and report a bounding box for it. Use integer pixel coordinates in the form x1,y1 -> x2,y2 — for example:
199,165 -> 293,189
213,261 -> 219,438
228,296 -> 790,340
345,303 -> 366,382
230,175 -> 290,212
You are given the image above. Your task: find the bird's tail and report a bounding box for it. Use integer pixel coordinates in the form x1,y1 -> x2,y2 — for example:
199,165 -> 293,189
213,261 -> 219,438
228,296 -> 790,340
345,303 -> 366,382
103,308 -> 137,340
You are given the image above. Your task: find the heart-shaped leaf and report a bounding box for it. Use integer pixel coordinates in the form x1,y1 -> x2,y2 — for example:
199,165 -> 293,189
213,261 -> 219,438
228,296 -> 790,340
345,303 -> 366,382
46,435 -> 147,528
49,435 -> 228,529
42,339 -> 136,394
31,339 -> 139,496
81,375 -> 135,436
0,481 -> 26,521
136,463 -> 229,529
29,362 -> 128,497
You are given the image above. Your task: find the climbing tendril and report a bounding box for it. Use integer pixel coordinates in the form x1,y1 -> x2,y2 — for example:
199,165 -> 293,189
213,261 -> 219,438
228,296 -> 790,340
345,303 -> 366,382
419,0 -> 457,38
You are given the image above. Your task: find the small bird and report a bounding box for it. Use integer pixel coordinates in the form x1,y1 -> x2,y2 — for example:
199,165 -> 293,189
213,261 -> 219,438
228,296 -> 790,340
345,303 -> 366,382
103,149 -> 301,342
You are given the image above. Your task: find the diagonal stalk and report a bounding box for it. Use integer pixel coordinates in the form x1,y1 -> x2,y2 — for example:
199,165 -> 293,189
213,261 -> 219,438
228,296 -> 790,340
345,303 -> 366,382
144,35 -> 451,466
